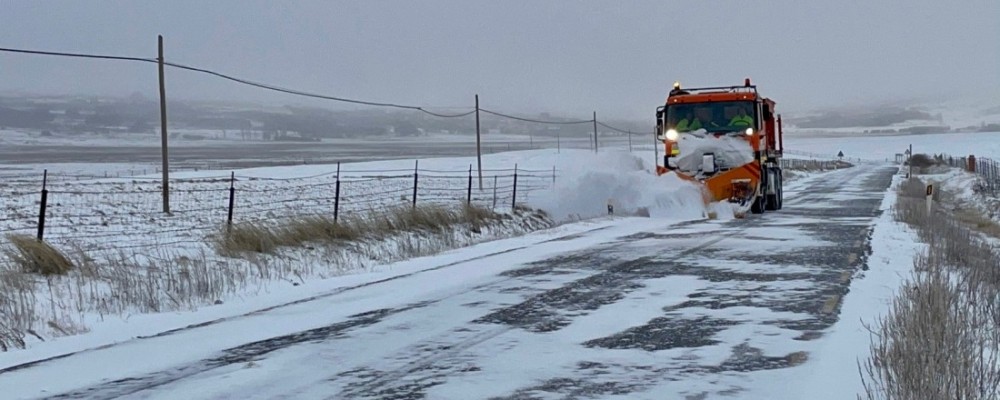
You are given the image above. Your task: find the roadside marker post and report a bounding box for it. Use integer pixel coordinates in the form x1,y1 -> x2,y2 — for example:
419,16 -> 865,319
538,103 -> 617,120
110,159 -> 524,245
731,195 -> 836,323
926,184 -> 933,214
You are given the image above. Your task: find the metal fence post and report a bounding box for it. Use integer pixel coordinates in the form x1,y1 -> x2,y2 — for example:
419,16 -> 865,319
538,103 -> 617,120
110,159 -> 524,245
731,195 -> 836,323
227,171 -> 235,227
511,164 -> 518,210
412,160 -> 419,208
467,164 -> 473,205
37,170 -> 48,240
334,162 -> 341,222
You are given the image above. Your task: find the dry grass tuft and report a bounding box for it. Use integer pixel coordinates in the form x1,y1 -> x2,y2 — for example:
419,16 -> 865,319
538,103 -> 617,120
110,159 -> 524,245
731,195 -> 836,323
368,205 -> 458,234
213,222 -> 283,255
4,234 -> 74,275
0,264 -> 35,351
215,203 -> 502,256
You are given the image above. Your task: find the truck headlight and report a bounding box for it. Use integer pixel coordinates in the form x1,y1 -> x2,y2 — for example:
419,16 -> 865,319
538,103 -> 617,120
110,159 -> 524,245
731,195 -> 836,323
665,129 -> 679,141
745,128 -> 754,136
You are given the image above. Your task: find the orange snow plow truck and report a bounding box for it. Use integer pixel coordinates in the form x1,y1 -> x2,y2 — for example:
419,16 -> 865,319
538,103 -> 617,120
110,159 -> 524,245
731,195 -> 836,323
655,79 -> 784,214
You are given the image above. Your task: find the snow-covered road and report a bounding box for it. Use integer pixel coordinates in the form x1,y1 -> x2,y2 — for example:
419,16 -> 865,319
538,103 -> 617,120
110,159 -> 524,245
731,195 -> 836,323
0,164 -> 897,400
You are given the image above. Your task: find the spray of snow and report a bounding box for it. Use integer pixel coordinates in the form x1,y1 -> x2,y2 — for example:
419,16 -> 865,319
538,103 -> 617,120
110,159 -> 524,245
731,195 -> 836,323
526,150 -> 709,222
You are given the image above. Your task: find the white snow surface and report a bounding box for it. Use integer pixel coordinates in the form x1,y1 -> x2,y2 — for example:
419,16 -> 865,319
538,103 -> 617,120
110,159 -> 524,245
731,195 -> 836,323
671,129 -> 756,176
0,130 -> 991,399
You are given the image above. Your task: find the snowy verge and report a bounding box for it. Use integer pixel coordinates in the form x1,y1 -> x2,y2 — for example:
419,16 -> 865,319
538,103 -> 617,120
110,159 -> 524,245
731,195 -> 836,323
0,205 -> 554,352
0,215 -> 658,372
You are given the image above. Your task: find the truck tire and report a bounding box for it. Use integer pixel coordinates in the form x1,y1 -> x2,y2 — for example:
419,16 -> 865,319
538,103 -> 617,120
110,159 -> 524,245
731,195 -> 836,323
776,169 -> 784,210
765,167 -> 779,211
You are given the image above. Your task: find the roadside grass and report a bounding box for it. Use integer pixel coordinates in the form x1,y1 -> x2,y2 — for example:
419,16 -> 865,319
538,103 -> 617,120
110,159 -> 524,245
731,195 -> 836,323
934,178 -> 1000,240
0,203 -> 552,351
214,203 -> 505,256
861,174 -> 1000,399
3,234 -> 74,276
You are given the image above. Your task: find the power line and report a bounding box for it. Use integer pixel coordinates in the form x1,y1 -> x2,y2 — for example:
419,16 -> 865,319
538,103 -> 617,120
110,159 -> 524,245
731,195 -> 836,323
0,45 -> 474,118
162,60 -> 476,118
0,47 -> 156,63
596,121 -> 640,134
479,108 -> 593,125
0,45 -> 628,124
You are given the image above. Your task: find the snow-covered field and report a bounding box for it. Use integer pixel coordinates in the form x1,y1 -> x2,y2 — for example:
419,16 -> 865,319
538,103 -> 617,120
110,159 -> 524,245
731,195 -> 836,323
0,129 -> 554,148
0,130 -> 996,398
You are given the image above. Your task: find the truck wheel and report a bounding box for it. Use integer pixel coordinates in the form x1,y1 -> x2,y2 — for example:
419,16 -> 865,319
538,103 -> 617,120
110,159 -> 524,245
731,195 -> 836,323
765,168 -> 779,211
778,168 -> 785,210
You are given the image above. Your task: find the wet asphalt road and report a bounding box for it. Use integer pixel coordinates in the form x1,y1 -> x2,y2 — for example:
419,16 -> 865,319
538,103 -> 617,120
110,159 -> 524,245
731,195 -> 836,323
9,164 -> 896,399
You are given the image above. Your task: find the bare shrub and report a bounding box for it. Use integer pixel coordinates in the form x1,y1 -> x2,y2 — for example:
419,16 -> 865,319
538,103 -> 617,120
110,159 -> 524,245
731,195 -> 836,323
896,177 -> 928,199
861,253 -> 1000,399
3,234 -> 74,275
862,176 -> 1000,399
907,153 -> 937,168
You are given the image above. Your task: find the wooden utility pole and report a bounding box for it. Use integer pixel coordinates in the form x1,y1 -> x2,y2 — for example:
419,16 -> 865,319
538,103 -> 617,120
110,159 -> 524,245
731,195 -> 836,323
592,111 -> 598,153
158,35 -> 170,213
475,94 -> 483,190
908,144 -> 913,178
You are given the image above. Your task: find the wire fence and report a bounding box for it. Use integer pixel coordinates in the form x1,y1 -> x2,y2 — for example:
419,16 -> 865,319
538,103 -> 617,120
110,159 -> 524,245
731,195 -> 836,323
781,149 -> 871,163
778,158 -> 849,171
0,164 -> 558,254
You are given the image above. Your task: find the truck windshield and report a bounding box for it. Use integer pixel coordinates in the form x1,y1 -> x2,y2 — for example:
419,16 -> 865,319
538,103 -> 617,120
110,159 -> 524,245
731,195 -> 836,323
666,101 -> 755,133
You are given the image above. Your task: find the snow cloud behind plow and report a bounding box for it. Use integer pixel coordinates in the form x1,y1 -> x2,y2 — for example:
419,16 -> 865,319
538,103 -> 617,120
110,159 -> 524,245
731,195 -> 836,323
526,151 -> 710,222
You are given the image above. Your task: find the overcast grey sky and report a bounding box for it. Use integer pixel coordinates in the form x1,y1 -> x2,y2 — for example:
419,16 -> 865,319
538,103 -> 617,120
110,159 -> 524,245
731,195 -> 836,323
1,1 -> 998,120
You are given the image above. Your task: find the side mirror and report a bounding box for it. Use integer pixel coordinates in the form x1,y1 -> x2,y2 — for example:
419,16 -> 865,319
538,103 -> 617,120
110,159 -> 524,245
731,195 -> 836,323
655,109 -> 664,140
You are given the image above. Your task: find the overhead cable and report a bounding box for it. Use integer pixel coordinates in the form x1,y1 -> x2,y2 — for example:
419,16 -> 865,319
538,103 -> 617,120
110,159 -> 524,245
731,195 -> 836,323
0,46 -> 474,118
596,121 -> 640,134
479,108 -> 593,125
